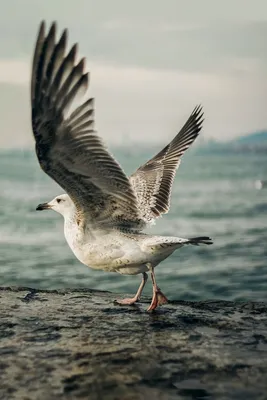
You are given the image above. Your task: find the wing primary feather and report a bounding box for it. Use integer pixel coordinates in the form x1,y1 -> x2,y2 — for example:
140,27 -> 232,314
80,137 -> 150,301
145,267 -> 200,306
56,58 -> 85,102
31,20 -> 46,102
46,29 -> 68,92
69,109 -> 94,130
58,73 -> 89,118
35,23 -> 56,106
68,98 -> 94,122
129,105 -> 204,223
48,43 -> 77,99
31,21 -> 144,230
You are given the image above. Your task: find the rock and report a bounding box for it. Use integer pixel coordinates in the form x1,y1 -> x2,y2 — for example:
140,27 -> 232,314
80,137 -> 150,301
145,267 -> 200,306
0,286 -> 267,400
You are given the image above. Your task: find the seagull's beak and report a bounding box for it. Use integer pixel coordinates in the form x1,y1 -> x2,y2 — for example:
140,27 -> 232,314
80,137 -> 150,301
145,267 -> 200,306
36,202 -> 51,211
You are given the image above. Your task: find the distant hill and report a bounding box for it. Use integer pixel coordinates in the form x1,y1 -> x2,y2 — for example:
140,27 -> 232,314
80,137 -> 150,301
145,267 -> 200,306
198,130 -> 267,154
234,131 -> 267,144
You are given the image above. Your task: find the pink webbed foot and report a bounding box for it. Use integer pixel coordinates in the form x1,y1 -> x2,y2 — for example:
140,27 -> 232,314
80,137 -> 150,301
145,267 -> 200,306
115,297 -> 139,306
147,287 -> 168,311
114,272 -> 148,307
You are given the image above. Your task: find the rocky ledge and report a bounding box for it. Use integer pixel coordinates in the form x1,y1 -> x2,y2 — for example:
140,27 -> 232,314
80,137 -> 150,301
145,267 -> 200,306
0,287 -> 267,400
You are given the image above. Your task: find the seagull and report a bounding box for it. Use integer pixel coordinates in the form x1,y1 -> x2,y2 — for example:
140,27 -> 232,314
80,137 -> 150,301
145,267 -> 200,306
32,21 -> 213,311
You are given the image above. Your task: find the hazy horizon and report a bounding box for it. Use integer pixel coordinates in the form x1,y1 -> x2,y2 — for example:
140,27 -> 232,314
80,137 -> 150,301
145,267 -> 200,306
0,0 -> 266,149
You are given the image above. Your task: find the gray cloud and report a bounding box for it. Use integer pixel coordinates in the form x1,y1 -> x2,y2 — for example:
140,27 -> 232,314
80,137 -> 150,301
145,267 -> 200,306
0,0 -> 266,148
1,4 -> 267,72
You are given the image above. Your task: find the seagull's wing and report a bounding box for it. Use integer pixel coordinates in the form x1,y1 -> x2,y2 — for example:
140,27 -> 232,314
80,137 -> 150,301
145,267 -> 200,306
129,106 -> 204,224
31,21 -> 144,229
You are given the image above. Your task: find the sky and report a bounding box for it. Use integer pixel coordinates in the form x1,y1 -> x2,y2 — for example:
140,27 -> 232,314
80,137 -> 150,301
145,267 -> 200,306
0,0 -> 266,148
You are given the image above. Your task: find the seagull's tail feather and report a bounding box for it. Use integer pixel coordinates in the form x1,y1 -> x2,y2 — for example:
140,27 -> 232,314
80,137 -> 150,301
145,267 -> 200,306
143,235 -> 213,254
187,236 -> 213,246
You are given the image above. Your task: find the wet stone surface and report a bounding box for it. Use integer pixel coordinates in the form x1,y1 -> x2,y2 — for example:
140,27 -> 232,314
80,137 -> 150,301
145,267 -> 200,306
0,286 -> 267,399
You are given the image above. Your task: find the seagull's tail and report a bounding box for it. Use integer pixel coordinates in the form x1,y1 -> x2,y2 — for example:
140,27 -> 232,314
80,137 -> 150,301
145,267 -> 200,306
187,236 -> 213,246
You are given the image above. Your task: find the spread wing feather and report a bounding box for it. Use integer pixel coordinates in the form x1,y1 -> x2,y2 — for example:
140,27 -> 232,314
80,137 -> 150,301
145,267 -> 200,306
31,21 -> 144,230
129,106 -> 204,223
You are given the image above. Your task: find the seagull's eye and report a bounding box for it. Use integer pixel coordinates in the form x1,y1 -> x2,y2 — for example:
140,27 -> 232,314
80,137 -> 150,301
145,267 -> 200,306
56,199 -> 62,204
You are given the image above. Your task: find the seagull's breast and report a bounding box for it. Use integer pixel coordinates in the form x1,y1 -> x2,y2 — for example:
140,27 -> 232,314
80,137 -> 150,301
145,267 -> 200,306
63,223 -> 149,273
64,220 -> 86,262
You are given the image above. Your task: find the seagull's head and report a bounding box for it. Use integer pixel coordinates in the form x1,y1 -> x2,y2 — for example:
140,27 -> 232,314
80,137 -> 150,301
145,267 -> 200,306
36,194 -> 73,217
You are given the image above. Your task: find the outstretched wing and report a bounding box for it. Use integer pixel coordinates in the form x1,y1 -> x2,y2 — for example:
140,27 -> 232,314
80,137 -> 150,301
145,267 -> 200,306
129,106 -> 204,224
31,21 -> 144,229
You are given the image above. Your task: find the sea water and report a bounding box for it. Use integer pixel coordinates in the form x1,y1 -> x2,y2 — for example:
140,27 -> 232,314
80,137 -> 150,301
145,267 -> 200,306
0,147 -> 266,301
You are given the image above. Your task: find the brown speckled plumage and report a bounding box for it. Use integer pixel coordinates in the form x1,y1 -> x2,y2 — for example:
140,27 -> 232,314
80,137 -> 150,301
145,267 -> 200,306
129,106 -> 203,223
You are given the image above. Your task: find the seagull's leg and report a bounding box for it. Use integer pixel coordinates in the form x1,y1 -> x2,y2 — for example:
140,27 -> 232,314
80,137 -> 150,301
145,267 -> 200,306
115,272 -> 148,305
147,264 -> 168,311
